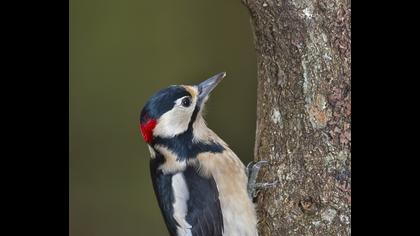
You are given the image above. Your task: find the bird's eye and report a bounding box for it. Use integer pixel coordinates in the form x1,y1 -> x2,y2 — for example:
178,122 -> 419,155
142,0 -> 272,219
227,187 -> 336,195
181,97 -> 191,107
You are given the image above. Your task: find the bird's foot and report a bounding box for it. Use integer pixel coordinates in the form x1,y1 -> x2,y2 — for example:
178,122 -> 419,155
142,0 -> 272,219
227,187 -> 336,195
246,160 -> 277,200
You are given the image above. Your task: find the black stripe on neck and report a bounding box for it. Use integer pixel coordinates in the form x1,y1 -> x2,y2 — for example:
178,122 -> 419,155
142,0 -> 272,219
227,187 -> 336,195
187,105 -> 200,130
153,106 -> 224,160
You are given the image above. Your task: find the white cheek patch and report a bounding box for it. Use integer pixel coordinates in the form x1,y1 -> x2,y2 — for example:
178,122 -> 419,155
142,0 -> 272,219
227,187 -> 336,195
153,96 -> 197,138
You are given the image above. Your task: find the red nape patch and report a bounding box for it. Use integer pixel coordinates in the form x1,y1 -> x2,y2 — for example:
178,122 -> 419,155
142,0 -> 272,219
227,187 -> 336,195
140,119 -> 157,143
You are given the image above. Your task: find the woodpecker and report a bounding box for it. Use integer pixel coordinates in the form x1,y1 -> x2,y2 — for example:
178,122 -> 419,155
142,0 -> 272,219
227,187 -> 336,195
139,72 -> 268,236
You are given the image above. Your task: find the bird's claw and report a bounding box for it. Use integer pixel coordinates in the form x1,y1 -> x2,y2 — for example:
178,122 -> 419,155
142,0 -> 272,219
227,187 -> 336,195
246,160 -> 277,200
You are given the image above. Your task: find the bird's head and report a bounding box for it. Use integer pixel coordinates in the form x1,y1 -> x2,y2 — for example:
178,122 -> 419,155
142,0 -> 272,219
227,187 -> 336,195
139,72 -> 226,145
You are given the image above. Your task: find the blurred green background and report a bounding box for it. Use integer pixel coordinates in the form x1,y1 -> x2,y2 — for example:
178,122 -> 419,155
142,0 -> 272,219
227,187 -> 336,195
70,0 -> 256,235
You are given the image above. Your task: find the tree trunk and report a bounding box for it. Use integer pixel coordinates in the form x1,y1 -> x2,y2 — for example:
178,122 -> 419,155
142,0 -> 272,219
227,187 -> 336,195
242,0 -> 351,235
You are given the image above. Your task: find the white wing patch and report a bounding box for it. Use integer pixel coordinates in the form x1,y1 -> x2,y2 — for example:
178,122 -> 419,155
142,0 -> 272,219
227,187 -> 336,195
172,173 -> 192,236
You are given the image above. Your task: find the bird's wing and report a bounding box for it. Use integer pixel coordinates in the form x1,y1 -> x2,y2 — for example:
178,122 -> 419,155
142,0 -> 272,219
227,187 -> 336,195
150,157 -> 178,236
183,166 -> 224,236
150,156 -> 223,236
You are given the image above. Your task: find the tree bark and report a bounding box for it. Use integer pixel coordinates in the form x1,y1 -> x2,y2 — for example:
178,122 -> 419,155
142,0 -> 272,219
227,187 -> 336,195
242,0 -> 351,235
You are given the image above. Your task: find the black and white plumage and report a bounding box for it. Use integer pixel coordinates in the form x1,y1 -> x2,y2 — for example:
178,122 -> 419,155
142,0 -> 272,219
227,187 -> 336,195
140,73 -> 258,236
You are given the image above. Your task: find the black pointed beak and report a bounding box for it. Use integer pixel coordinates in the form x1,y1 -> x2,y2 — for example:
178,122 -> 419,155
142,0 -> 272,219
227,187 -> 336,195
197,72 -> 226,105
